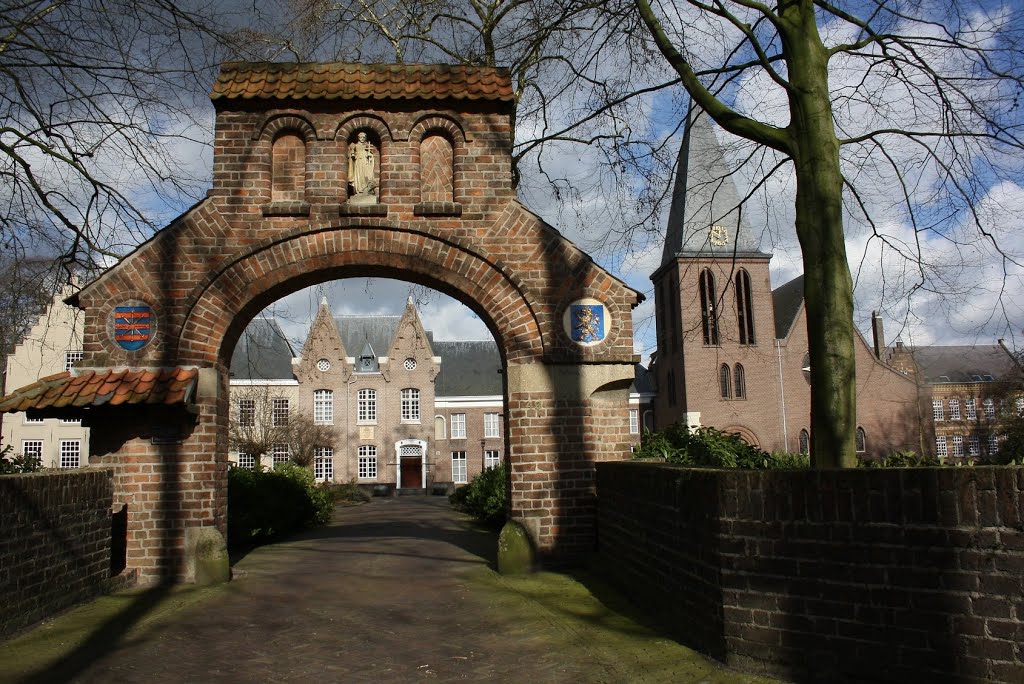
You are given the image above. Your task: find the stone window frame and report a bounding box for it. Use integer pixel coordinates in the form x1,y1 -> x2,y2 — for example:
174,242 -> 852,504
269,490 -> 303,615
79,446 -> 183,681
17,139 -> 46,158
272,398 -> 290,427
401,388 -> 420,423
22,439 -> 43,463
357,388 -> 377,424
64,350 -> 84,372
452,450 -> 468,484
484,450 -> 500,470
484,412 -> 500,438
59,439 -> 81,469
358,444 -> 378,479
314,389 -> 334,425
451,413 -> 467,439
238,398 -> 256,427
314,447 -> 334,482
629,409 -> 639,434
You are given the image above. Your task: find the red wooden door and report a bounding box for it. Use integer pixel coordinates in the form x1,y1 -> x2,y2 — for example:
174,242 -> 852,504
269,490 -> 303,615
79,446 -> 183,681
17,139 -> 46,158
400,456 -> 421,488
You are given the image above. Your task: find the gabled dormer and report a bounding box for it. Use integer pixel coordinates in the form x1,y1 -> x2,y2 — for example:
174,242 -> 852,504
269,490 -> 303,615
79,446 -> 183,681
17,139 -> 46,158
292,297 -> 349,383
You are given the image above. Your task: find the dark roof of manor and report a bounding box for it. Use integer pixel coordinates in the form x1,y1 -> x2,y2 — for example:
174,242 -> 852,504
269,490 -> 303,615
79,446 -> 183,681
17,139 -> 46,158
904,344 -> 1021,384
433,340 -> 502,396
211,62 -> 515,103
230,318 -> 295,380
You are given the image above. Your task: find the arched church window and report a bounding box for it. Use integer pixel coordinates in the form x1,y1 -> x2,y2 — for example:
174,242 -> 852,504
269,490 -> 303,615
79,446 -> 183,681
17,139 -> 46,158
272,131 -> 306,202
734,363 -> 746,399
420,133 -> 454,203
735,269 -> 755,345
856,427 -> 866,453
699,269 -> 719,345
719,363 -> 732,399
799,429 -> 810,455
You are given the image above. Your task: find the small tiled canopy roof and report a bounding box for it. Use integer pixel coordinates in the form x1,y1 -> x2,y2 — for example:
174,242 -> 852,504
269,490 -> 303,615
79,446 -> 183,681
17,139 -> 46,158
0,368 -> 198,414
211,62 -> 514,103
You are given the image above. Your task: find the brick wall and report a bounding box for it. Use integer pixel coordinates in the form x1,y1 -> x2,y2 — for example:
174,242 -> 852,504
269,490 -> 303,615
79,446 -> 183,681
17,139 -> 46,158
597,461 -> 1024,683
0,468 -> 116,638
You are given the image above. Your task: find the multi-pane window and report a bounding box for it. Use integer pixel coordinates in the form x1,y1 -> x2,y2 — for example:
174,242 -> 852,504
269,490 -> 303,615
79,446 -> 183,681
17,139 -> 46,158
952,435 -> 964,458
401,388 -> 420,421
949,399 -> 960,420
358,389 -> 377,423
969,435 -> 981,458
358,445 -> 377,479
237,452 -> 255,470
239,398 -> 256,427
719,364 -> 732,399
484,412 -> 500,438
734,364 -> 746,400
272,398 -> 290,427
798,429 -> 809,455
484,450 -> 500,470
22,440 -> 43,465
451,413 -> 466,439
59,440 -> 81,469
855,427 -> 866,453
988,433 -> 1000,456
629,409 -> 639,434
698,269 -> 720,345
272,443 -> 290,465
452,451 -> 468,484
314,446 -> 334,481
966,398 -> 977,420
935,436 -> 948,459
932,400 -> 944,421
735,269 -> 755,345
984,399 -> 995,419
314,389 -> 333,425
64,350 -> 84,372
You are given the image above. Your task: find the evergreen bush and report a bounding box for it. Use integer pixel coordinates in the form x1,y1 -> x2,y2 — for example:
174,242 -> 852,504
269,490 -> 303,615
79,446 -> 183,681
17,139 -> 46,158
633,425 -> 807,469
228,462 -> 334,548
450,464 -> 506,527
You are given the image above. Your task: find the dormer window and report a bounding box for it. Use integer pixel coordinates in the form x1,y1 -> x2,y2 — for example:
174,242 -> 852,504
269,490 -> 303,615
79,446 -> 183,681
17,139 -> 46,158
359,341 -> 377,372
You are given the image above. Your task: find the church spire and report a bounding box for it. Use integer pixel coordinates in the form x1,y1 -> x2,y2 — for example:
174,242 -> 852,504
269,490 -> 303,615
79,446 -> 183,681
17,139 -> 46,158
662,102 -> 767,265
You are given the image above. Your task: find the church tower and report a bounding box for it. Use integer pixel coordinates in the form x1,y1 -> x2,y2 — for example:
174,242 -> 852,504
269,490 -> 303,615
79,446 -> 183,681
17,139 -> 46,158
651,104 -> 779,447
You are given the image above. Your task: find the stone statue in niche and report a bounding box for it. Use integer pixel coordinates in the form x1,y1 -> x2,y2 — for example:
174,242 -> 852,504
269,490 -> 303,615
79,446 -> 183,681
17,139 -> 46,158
348,131 -> 377,204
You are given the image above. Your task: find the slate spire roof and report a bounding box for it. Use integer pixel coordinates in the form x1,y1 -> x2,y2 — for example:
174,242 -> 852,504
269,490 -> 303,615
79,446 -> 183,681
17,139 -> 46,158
662,103 -> 769,265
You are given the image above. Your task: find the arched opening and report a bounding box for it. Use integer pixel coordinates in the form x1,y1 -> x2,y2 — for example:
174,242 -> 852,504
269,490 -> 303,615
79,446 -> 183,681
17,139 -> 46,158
699,269 -> 719,345
735,269 -> 755,345
719,363 -> 732,399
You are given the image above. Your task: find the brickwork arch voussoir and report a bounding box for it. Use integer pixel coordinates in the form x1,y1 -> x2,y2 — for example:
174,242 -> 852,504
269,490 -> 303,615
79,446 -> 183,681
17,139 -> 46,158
179,227 -> 546,368
408,114 -> 469,145
254,114 -> 319,142
334,114 -> 394,144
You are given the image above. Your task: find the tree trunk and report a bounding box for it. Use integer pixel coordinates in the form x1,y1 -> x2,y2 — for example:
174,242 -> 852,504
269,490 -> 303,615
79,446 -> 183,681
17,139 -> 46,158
780,0 -> 857,467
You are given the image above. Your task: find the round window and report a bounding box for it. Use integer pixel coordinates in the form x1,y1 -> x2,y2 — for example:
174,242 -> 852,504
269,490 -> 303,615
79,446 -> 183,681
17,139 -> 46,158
404,358 -> 417,371
316,358 -> 331,372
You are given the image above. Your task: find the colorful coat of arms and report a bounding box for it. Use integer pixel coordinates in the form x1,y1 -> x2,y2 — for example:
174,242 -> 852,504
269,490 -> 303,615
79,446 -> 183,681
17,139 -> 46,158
113,305 -> 154,351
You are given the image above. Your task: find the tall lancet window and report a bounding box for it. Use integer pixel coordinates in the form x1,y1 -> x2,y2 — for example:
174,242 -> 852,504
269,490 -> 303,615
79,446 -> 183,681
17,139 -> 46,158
699,269 -> 719,345
735,269 -> 755,345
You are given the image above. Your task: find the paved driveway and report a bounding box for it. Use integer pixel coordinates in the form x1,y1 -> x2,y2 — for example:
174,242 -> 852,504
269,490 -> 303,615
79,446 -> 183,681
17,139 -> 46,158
4,497 -> 779,683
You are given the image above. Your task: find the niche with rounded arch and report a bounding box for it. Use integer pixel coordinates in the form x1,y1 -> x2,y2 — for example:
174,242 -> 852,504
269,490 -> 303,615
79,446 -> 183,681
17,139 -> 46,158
264,130 -> 311,216
414,131 -> 461,216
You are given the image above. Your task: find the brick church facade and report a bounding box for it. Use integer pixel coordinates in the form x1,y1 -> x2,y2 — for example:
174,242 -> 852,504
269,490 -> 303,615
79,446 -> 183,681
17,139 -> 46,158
650,106 -> 921,458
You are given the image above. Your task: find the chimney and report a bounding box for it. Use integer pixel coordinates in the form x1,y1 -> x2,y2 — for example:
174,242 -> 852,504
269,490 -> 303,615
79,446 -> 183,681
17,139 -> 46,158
871,311 -> 885,360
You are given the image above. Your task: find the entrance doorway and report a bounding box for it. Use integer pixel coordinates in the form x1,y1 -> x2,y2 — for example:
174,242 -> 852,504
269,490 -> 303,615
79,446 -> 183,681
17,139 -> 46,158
396,440 -> 426,489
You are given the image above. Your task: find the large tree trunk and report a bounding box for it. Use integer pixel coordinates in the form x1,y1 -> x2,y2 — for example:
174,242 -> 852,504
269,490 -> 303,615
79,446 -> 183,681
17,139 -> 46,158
780,0 -> 857,467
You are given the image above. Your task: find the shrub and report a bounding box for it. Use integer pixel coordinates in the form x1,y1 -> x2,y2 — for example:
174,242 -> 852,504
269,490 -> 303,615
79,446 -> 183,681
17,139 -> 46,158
633,425 -> 805,470
327,478 -> 372,504
450,465 -> 506,527
0,445 -> 43,474
858,450 -> 941,468
228,462 -> 334,548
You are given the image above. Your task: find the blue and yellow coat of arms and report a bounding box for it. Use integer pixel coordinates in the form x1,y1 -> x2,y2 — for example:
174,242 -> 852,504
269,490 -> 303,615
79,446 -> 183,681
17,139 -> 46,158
563,299 -> 609,347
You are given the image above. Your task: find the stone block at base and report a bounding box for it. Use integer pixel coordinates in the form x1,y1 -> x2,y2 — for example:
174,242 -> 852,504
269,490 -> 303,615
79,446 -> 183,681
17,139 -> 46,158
497,520 -> 535,575
185,526 -> 230,586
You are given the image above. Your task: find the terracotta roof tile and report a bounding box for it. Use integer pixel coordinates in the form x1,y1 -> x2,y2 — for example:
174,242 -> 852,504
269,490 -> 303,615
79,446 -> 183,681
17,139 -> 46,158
211,62 -> 514,104
0,368 -> 199,415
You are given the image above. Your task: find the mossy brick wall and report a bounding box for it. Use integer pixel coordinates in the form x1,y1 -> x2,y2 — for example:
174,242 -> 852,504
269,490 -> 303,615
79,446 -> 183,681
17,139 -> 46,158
596,462 -> 1024,683
0,468 -> 114,638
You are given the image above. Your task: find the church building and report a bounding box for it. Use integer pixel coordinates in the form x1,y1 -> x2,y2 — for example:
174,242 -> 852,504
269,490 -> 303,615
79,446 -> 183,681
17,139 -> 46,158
649,106 -> 921,458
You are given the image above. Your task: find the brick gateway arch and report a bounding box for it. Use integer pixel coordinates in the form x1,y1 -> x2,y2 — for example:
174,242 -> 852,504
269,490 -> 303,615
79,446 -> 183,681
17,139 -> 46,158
2,63 -> 641,583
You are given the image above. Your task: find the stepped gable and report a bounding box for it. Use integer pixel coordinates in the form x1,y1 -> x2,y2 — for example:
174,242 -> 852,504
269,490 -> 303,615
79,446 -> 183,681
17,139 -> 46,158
211,62 -> 515,103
